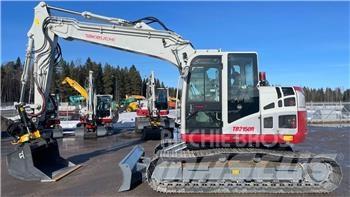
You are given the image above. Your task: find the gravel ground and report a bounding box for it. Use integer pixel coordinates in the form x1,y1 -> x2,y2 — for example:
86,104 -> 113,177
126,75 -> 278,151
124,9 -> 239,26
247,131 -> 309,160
1,126 -> 349,197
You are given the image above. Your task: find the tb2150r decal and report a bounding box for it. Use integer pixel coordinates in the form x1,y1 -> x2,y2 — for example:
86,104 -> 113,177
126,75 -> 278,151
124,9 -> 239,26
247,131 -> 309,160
232,126 -> 255,132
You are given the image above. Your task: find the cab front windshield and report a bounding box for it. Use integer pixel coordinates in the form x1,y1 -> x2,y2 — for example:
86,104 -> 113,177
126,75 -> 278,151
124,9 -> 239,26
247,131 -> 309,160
186,56 -> 222,130
96,96 -> 112,117
188,67 -> 220,102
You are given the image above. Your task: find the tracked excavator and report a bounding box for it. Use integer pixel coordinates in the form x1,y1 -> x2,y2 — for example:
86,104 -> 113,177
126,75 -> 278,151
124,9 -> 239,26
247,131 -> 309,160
9,1 -> 341,192
76,71 -> 118,138
136,71 -> 175,140
61,73 -> 118,138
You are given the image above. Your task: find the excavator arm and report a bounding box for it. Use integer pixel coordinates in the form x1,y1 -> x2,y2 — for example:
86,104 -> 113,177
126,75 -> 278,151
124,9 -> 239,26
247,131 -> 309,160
20,1 -> 195,123
61,77 -> 88,100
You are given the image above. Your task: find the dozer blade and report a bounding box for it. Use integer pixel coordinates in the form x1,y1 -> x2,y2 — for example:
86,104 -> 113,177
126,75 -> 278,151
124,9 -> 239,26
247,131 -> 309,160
96,126 -> 109,137
76,126 -> 109,138
7,138 -> 81,182
74,126 -> 85,137
118,145 -> 150,192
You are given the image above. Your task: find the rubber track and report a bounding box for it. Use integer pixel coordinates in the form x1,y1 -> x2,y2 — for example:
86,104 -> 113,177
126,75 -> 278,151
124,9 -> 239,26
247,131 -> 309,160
146,147 -> 342,194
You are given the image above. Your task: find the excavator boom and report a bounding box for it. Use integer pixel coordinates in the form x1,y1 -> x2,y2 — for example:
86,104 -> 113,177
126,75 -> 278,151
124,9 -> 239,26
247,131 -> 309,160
20,1 -> 194,122
62,77 -> 88,100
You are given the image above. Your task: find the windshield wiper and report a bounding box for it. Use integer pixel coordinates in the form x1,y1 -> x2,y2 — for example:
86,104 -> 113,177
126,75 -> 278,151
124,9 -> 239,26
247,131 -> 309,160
185,110 -> 200,120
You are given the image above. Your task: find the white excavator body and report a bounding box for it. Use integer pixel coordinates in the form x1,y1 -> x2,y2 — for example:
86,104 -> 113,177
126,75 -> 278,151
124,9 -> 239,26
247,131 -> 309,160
8,2 -> 341,193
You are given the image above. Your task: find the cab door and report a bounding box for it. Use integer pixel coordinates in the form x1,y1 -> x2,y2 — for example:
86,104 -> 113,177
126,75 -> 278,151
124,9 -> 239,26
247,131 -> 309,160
185,56 -> 222,134
225,53 -> 260,134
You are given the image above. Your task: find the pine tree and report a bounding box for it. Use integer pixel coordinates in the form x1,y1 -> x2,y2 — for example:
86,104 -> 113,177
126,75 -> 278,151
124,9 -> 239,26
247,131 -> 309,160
95,63 -> 104,94
128,65 -> 142,95
103,63 -> 114,95
1,58 -> 22,102
120,67 -> 129,97
155,79 -> 161,88
59,60 -> 76,101
3,56 -> 348,104
113,66 -> 122,101
343,90 -> 350,101
14,57 -> 21,69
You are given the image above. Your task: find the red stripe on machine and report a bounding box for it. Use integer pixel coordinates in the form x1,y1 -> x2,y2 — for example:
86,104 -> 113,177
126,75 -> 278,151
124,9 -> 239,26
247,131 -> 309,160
182,111 -> 307,144
293,110 -> 307,143
181,133 -> 286,143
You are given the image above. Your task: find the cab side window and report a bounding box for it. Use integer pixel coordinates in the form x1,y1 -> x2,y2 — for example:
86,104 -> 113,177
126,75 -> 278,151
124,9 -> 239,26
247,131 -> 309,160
228,54 -> 259,123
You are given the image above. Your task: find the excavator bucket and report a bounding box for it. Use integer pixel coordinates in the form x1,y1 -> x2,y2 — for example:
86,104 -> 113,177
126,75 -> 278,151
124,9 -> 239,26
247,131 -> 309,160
118,145 -> 150,192
7,138 -> 81,182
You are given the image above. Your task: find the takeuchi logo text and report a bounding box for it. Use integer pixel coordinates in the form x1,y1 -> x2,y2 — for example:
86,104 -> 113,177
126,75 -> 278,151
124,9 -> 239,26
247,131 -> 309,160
85,33 -> 115,42
232,126 -> 255,132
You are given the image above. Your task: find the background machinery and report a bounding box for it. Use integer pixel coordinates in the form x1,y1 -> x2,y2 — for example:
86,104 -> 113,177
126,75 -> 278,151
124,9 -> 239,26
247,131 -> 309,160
120,95 -> 145,112
94,94 -> 118,131
61,76 -> 88,105
136,71 -> 175,139
73,71 -> 118,138
168,96 -> 179,109
61,73 -> 117,138
61,73 -> 117,133
9,2 -> 341,193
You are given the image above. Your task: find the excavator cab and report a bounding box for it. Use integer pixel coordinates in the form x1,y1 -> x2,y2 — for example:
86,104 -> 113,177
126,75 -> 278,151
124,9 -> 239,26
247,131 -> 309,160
77,94 -> 117,138
6,104 -> 81,182
120,52 -> 341,193
95,95 -> 114,122
155,88 -> 168,110
185,56 -> 223,131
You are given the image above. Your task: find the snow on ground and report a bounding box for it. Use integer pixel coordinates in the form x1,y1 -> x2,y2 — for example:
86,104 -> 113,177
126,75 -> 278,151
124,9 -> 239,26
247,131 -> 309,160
60,120 -> 81,130
0,106 -> 15,111
5,115 -> 20,121
1,108 -> 178,130
0,110 -> 138,130
168,109 -> 180,119
112,112 -> 136,128
111,110 -> 179,129
60,112 -> 138,130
